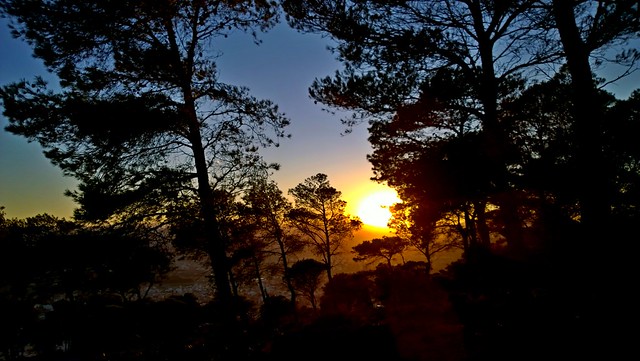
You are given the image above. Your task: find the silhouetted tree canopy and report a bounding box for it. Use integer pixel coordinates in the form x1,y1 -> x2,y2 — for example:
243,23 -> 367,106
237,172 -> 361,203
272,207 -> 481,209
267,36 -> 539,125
352,236 -> 408,267
0,0 -> 290,303
287,173 -> 362,280
1,1 -> 639,360
283,0 -> 640,255
0,210 -> 173,309
243,174 -> 303,305
286,258 -> 326,310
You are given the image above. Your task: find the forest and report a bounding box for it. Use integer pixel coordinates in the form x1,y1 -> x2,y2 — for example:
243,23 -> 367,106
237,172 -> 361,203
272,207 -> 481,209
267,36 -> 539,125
1,1 -> 639,360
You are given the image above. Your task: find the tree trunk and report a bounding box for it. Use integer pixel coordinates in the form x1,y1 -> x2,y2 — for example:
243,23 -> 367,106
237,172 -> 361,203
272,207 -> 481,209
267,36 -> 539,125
275,228 -> 297,305
182,95 -> 233,304
323,228 -> 333,281
552,0 -> 610,238
166,12 -> 233,304
253,255 -> 269,302
229,268 -> 240,298
469,0 -> 525,255
475,201 -> 490,248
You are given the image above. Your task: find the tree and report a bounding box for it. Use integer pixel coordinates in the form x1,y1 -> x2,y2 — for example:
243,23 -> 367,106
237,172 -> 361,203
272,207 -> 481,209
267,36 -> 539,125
243,175 -> 304,305
0,212 -> 78,302
283,0 -> 563,256
388,202 -> 463,274
319,272 -> 376,320
284,0 -> 640,257
0,211 -> 175,360
369,98 -> 500,251
0,0 -> 290,304
498,68 -> 595,254
0,212 -> 173,304
544,0 -> 640,238
286,259 -> 326,310
352,236 -> 408,267
227,235 -> 270,301
287,173 -> 362,280
604,90 -> 640,224
498,73 -> 640,357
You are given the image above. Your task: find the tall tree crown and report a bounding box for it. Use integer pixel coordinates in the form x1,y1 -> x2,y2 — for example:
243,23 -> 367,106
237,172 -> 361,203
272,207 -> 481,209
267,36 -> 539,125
0,0 -> 290,221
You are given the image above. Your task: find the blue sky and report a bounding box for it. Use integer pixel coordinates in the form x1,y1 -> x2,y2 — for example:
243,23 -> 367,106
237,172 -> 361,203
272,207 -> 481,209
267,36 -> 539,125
1,16 -> 638,220
0,18 -> 385,219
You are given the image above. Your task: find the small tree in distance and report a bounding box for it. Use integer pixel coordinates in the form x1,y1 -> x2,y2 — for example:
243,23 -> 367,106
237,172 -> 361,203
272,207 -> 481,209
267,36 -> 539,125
389,202 -> 462,274
243,174 -> 304,306
287,173 -> 362,281
352,236 -> 408,267
287,259 -> 327,310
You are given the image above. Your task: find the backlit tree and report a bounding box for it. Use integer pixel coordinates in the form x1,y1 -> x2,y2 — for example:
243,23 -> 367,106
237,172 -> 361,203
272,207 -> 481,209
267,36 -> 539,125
287,173 -> 362,280
0,0 -> 290,304
352,236 -> 408,267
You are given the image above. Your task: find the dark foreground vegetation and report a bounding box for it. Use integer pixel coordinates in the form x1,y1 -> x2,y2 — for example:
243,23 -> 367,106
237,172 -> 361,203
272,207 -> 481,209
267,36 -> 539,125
1,1 -> 639,360
0,209 -> 634,361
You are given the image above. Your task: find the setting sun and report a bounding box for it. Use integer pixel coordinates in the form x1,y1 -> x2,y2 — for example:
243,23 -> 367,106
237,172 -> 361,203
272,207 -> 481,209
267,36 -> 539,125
357,190 -> 401,228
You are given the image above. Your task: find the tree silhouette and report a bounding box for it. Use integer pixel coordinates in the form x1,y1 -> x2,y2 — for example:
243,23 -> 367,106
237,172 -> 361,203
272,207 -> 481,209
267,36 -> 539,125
283,0 -> 567,256
287,173 -> 362,280
286,259 -> 327,310
0,210 -> 178,359
318,272 -> 378,325
1,2 -> 639,360
284,0 -> 639,257
546,0 -> 640,239
0,212 -> 172,303
0,0 -> 289,305
352,236 -> 408,267
243,175 -> 304,306
387,202 -> 463,274
283,3 -> 640,358
604,90 -> 640,224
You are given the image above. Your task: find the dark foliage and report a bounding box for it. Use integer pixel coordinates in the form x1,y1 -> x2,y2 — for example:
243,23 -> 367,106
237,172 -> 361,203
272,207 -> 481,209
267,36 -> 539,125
1,1 -> 639,360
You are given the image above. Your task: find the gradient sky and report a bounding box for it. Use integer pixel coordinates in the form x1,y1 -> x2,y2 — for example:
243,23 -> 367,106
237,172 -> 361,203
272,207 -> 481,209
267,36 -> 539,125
2,17 -> 638,221
0,18 -> 392,220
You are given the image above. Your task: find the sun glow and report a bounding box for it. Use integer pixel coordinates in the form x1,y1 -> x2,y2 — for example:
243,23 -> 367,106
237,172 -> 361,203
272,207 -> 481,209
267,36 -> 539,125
357,190 -> 401,228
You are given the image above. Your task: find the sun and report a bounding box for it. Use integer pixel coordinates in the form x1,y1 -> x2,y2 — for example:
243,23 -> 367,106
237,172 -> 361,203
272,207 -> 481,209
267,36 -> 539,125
357,190 -> 401,228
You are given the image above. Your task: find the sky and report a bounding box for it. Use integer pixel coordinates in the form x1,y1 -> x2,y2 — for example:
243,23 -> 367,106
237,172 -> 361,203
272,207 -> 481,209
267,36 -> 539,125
0,17 -> 394,220
1,16 -> 638,222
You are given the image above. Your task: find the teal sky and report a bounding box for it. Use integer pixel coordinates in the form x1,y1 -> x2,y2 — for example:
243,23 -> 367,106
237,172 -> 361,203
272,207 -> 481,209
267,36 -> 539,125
1,17 -> 638,220
0,18 -> 77,218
